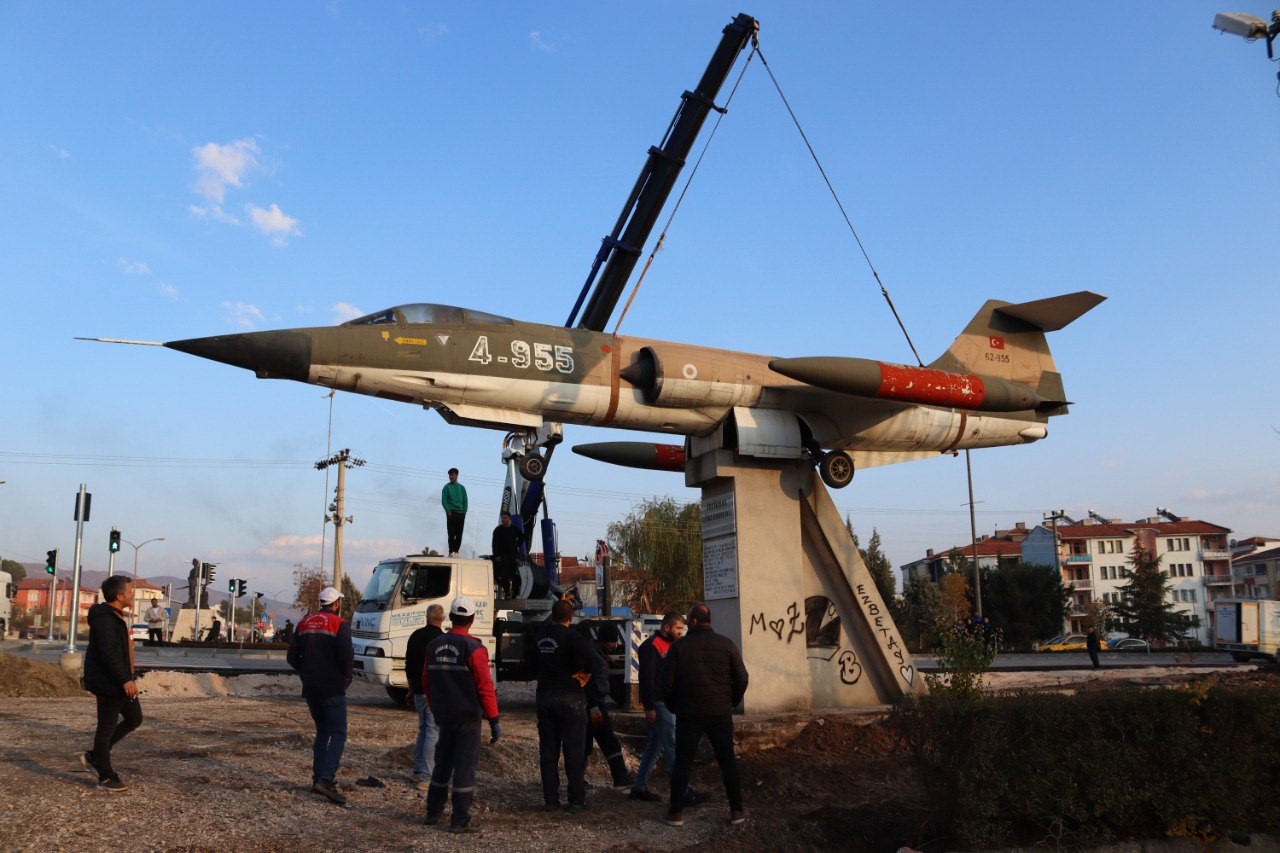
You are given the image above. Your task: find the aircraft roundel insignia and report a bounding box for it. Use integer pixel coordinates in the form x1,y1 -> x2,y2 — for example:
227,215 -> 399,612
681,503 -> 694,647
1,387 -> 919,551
989,336 -> 1005,350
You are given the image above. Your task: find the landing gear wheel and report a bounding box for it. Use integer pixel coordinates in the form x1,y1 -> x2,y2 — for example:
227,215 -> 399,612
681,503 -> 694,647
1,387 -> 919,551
818,451 -> 854,489
519,453 -> 546,481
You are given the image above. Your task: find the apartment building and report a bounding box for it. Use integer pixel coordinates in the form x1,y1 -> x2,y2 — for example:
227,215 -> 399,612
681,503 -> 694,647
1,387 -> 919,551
1232,538 -> 1280,599
1052,517 -> 1232,641
899,513 -> 1236,643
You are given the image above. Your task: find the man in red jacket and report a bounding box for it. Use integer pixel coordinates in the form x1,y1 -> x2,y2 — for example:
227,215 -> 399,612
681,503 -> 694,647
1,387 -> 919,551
422,596 -> 500,833
288,586 -> 354,806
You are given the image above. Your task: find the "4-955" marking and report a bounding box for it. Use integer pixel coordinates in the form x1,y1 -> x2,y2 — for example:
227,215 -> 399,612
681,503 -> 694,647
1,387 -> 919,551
469,335 -> 574,374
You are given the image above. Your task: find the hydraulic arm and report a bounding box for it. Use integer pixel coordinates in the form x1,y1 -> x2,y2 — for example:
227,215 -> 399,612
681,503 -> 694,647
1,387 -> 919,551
568,12 -> 759,331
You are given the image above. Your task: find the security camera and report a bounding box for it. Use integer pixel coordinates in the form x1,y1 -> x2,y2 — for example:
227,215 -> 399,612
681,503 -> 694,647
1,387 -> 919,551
1213,11 -> 1269,38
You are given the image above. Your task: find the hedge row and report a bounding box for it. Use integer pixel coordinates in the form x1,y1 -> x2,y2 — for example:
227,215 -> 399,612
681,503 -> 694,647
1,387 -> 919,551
892,685 -> 1280,848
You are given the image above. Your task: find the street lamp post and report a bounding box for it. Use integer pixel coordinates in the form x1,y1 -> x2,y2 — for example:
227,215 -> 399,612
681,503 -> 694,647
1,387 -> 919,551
125,537 -> 166,581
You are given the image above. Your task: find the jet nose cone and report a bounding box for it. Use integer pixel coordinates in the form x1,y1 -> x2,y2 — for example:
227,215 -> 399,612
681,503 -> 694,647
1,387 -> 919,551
165,330 -> 312,381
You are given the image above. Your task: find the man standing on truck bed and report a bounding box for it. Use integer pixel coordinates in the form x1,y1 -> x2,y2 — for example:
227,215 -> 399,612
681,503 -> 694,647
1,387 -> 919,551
288,586 -> 354,806
491,510 -> 523,598
422,596 -> 500,833
535,599 -> 596,812
405,603 -> 445,789
441,468 -> 467,557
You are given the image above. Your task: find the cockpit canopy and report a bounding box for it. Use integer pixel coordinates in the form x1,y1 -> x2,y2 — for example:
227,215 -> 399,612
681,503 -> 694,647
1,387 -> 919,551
343,304 -> 513,327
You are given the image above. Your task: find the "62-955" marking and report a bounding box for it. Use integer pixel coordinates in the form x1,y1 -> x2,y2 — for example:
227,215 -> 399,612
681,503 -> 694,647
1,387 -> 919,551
469,335 -> 574,374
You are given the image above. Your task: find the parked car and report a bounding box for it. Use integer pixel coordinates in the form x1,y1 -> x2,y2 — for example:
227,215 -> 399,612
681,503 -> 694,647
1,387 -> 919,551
1109,638 -> 1150,652
130,623 -> 149,641
1040,633 -> 1093,652
1037,635 -> 1068,651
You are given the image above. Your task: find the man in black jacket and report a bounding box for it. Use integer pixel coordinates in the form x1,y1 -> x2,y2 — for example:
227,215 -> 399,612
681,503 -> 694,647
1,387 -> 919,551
660,602 -> 749,827
491,511 -> 523,598
535,599 -> 595,811
406,603 -> 445,789
81,575 -> 141,792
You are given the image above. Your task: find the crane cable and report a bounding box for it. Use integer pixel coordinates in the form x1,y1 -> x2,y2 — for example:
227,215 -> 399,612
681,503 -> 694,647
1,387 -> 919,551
754,42 -> 925,367
611,45 -> 758,337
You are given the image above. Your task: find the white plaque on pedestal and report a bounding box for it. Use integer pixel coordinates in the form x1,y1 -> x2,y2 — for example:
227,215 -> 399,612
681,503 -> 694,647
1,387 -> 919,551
702,535 -> 738,600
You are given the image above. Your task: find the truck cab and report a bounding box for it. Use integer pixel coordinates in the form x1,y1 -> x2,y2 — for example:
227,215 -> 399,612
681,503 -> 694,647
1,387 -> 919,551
350,556 -> 497,703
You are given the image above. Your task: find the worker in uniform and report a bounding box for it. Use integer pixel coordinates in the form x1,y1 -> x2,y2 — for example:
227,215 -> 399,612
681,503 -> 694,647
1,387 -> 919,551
422,596 -> 500,833
535,599 -> 596,812
581,621 -> 634,789
287,586 -> 354,806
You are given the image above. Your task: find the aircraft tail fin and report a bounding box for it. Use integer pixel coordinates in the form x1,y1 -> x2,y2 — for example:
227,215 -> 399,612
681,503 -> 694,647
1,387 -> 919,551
928,291 -> 1104,415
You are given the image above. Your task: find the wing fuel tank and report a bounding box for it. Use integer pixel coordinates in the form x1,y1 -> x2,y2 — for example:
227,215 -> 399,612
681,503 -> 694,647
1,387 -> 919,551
571,441 -> 686,472
769,357 -> 1047,413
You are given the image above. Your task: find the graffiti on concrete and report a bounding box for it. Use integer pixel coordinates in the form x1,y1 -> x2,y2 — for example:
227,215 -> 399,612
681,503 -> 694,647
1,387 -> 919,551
748,595 -> 862,685
854,582 -> 914,686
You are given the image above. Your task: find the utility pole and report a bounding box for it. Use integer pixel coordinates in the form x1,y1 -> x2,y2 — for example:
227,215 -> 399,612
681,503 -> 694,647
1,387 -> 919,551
316,449 -> 365,592
964,451 -> 982,617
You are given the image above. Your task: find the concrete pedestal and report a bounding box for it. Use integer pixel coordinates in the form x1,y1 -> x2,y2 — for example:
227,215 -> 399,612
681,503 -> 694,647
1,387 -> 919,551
688,449 -> 923,712
59,651 -> 83,673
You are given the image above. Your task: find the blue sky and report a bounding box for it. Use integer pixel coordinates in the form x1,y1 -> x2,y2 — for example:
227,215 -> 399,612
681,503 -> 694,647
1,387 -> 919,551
2,2 -> 1277,598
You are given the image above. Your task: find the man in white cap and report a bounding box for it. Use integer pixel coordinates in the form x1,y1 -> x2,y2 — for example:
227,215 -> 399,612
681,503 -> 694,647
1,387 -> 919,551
421,595 -> 500,833
288,585 -> 354,806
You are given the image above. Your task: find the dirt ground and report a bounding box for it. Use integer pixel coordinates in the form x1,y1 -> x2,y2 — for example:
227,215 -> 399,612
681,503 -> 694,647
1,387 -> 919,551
0,655 -> 1275,852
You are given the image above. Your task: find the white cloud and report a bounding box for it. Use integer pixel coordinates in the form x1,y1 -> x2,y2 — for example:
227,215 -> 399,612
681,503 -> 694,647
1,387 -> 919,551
188,202 -> 241,225
331,302 -> 364,323
223,301 -> 265,329
158,282 -> 179,299
191,138 -> 261,203
117,258 -> 151,275
529,30 -> 557,53
247,203 -> 302,246
48,144 -> 71,160
419,22 -> 449,41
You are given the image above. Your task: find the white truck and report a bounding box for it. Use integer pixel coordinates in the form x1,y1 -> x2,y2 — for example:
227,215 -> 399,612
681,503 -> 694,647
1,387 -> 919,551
0,570 -> 13,637
349,554 -> 559,704
1213,599 -> 1280,663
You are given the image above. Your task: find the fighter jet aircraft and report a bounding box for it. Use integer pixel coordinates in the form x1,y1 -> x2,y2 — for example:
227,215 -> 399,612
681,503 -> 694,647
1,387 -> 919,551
148,289 -> 1102,488
80,13 -> 1103,489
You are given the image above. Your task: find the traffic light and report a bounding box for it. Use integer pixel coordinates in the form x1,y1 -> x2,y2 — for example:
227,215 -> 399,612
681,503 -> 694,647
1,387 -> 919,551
237,579 -> 247,597
109,529 -> 121,553
229,578 -> 237,593
45,549 -> 57,574
203,562 -> 217,584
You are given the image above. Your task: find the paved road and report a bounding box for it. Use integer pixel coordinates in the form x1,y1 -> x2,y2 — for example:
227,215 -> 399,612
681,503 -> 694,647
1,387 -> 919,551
2,639 -> 295,674
5,639 -> 1243,677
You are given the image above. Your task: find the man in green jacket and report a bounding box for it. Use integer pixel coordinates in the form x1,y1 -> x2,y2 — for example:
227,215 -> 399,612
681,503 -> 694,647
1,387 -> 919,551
442,468 -> 468,557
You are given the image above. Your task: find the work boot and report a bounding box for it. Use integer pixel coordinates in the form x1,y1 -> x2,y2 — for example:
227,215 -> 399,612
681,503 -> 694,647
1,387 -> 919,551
423,812 -> 442,826
449,820 -> 480,834
628,788 -> 661,802
661,811 -> 684,827
312,779 -> 347,805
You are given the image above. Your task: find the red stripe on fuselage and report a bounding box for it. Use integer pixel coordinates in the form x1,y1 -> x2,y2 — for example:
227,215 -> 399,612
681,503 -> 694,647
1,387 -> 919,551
876,363 -> 986,408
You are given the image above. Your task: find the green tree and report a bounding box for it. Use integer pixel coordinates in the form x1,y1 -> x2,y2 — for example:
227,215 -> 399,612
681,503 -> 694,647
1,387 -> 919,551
420,547 -> 442,556
846,520 -> 895,605
897,575 -> 945,651
608,497 -> 702,615
939,570 -> 972,625
862,528 -> 895,605
977,561 -> 1070,651
339,573 -> 362,622
2,559 -> 27,583
1111,541 -> 1196,644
